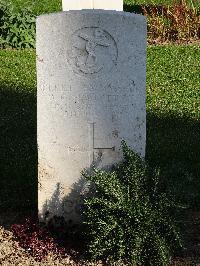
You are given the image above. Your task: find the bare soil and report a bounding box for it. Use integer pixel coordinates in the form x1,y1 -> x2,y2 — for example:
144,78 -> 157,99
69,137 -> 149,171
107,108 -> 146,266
0,211 -> 102,266
0,226 -> 72,265
0,211 -> 199,265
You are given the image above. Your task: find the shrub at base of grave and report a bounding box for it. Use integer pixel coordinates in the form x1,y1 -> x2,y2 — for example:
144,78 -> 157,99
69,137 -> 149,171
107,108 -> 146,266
83,141 -> 182,265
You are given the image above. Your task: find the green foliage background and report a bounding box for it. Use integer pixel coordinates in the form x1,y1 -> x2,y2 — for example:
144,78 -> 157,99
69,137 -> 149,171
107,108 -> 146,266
2,0 -> 200,15
1,0 -> 199,48
0,2 -> 36,48
1,0 -> 62,16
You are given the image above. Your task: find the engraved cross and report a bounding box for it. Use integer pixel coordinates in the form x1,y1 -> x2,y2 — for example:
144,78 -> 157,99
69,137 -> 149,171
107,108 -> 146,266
89,122 -> 115,166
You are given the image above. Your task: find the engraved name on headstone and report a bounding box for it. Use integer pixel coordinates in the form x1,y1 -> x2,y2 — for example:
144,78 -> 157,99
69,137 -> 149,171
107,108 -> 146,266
37,10 -> 147,223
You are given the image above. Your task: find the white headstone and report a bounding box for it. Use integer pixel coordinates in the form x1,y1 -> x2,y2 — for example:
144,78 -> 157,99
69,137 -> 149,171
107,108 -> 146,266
37,10 -> 146,225
62,0 -> 123,11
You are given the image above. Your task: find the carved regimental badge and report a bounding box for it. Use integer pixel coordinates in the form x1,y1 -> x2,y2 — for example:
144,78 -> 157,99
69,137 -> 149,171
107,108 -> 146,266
68,27 -> 118,75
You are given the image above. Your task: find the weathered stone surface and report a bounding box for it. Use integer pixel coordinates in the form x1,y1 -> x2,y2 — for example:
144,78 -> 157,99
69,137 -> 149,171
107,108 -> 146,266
62,0 -> 123,11
37,10 -> 146,224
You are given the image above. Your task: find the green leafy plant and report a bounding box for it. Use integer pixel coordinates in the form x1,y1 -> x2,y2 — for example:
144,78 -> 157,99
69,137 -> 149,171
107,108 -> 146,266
83,141 -> 182,265
0,1 -> 36,48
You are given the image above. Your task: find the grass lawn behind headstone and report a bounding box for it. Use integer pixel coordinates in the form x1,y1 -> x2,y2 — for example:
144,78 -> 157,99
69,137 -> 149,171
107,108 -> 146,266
5,0 -> 200,15
0,50 -> 37,213
147,45 -> 200,207
0,45 -> 199,213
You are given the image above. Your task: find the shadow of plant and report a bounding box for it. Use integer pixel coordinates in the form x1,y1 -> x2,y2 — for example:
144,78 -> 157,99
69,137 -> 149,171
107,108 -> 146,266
39,177 -> 93,259
39,110 -> 200,247
0,85 -> 199,227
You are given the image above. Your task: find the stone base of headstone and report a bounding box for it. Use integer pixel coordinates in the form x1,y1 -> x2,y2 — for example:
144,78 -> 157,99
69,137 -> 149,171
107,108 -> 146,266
37,10 -> 146,226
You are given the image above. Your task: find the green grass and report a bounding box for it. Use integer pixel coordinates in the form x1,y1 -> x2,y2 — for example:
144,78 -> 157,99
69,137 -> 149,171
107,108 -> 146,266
3,0 -> 62,15
146,45 -> 200,207
4,0 -> 200,15
147,46 -> 200,120
0,46 -> 199,213
0,50 -> 37,211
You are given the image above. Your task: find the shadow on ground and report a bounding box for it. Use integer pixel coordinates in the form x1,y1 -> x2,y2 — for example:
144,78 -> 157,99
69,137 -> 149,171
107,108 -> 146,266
40,113 -> 200,223
0,86 -> 37,226
0,86 -> 199,226
147,112 -> 200,208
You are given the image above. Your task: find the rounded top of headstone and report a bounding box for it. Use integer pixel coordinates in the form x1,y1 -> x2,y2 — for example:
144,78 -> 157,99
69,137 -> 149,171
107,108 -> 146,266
36,10 -> 146,79
36,10 -> 146,24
